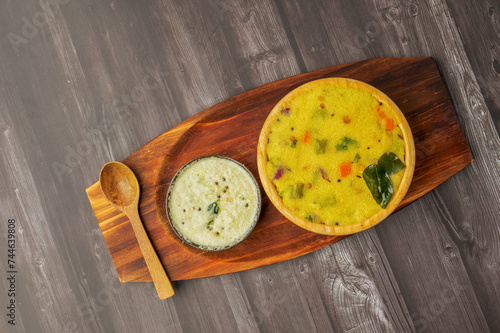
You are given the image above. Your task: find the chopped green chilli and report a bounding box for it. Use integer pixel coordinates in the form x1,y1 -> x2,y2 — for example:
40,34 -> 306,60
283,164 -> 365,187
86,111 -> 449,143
315,139 -> 328,154
290,183 -> 304,199
335,136 -> 358,151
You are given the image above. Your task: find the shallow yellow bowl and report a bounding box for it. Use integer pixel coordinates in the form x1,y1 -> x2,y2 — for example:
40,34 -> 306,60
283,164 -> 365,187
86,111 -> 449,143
257,78 -> 415,235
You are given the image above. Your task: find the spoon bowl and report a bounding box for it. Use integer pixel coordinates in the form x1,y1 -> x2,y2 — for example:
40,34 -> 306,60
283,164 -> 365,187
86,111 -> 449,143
100,162 -> 139,208
99,161 -> 175,299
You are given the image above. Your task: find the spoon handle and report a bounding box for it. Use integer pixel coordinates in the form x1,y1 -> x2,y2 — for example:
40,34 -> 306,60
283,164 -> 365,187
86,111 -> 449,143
125,208 -> 175,299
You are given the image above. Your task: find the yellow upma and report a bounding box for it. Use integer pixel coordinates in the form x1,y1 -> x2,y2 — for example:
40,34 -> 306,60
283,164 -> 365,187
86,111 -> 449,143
265,82 -> 406,226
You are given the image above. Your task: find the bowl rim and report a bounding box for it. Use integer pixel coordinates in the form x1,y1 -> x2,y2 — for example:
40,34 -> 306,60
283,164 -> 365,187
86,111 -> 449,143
166,154 -> 262,251
257,77 -> 416,236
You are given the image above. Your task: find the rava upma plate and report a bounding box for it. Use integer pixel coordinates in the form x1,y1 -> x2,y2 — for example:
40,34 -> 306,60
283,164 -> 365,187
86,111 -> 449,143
257,78 -> 415,235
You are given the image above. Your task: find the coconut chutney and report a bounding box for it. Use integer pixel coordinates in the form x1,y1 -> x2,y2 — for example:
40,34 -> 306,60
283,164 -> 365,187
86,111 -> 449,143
167,156 -> 260,251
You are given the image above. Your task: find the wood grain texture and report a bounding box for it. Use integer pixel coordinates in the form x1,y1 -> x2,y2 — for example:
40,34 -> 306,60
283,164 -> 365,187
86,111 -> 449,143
86,57 -> 471,282
1,0 -> 499,332
446,0 -> 500,138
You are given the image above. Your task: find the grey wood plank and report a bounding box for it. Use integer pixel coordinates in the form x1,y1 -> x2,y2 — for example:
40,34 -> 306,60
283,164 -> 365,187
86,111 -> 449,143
239,261 -> 332,332
422,1 -> 500,330
218,0 -> 301,90
220,274 -> 261,333
314,232 -> 413,332
276,0 -> 339,70
377,197 -> 490,333
0,104 -> 90,332
442,2 -> 500,326
445,0 -> 500,137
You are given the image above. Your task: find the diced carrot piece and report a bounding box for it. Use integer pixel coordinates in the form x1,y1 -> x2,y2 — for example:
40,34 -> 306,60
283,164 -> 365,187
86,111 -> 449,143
385,118 -> 394,131
340,162 -> 352,177
343,116 -> 351,124
302,130 -> 311,143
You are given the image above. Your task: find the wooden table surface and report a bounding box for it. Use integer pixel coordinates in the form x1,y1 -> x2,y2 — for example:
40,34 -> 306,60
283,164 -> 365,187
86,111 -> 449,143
1,0 -> 499,332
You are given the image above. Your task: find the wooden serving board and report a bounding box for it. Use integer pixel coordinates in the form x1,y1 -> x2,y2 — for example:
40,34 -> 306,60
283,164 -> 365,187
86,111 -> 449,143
86,57 -> 472,282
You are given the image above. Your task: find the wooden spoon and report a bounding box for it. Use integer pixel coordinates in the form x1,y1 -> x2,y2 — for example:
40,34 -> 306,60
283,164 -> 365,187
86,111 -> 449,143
99,161 -> 175,299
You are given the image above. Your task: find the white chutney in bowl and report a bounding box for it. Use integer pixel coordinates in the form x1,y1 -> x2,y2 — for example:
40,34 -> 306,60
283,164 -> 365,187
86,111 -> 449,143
166,155 -> 261,251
